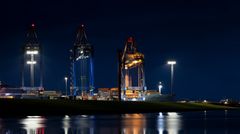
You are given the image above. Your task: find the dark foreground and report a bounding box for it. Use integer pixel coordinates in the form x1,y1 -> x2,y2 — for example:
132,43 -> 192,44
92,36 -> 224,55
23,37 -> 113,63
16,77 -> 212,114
0,99 -> 234,116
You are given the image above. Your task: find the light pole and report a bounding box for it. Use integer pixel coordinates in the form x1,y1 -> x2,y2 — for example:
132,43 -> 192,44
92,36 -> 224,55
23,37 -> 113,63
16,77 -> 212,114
167,61 -> 176,95
64,77 -> 68,96
26,50 -> 38,88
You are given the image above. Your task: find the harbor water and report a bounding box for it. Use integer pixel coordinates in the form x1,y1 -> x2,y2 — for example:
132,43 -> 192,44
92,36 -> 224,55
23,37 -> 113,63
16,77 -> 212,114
0,110 -> 239,134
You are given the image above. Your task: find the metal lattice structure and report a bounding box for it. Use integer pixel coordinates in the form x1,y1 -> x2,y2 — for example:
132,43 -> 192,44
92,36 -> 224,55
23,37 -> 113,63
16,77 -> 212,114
70,25 -> 94,97
22,24 -> 43,91
121,37 -> 146,101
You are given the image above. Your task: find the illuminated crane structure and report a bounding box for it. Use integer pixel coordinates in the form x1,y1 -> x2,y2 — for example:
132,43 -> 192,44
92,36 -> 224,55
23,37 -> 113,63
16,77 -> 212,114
22,24 -> 43,91
70,25 -> 94,97
121,37 -> 146,101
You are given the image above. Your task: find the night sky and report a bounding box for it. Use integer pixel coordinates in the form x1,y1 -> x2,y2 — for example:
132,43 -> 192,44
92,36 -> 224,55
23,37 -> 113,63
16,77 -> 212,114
0,0 -> 240,100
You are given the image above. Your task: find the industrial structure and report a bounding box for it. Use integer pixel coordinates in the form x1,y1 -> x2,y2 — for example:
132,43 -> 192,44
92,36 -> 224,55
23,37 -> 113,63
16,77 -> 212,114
120,37 -> 146,101
0,24 -> 175,101
0,81 -> 24,98
21,24 -> 43,91
70,25 -> 94,97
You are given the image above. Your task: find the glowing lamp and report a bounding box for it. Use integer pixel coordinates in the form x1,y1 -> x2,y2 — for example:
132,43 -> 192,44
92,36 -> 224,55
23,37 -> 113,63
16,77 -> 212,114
27,61 -> 37,64
26,50 -> 38,55
167,61 -> 176,65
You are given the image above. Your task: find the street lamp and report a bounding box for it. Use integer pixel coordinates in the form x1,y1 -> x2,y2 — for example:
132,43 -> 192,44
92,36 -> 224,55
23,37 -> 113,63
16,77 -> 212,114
167,60 -> 176,95
64,77 -> 68,96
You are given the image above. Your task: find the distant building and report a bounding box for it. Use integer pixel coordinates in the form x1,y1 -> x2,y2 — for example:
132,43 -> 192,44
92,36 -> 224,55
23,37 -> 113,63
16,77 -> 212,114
0,81 -> 24,98
42,90 -> 61,99
97,88 -> 119,100
145,90 -> 175,101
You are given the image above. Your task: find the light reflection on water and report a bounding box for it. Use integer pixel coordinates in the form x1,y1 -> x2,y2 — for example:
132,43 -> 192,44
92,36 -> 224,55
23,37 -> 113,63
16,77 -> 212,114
20,116 -> 46,134
158,112 -> 182,134
62,115 -> 70,134
0,111 -> 240,134
121,113 -> 147,134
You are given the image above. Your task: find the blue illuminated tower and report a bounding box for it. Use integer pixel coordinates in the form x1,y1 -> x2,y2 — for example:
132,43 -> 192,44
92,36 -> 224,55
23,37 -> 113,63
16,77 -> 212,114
70,25 -> 94,97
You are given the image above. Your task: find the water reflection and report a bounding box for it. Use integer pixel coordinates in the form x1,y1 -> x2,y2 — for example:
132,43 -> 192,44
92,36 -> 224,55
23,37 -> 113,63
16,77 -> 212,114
0,111 -> 238,134
62,115 -> 70,134
73,115 -> 95,134
202,110 -> 231,134
20,116 -> 46,134
121,114 -> 146,134
158,112 -> 164,134
224,110 -> 228,134
120,112 -> 182,134
157,112 -> 182,134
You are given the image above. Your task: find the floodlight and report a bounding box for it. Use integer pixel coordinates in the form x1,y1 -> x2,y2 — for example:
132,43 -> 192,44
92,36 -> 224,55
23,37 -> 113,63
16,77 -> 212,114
26,50 -> 38,55
167,61 -> 176,65
27,61 -> 37,64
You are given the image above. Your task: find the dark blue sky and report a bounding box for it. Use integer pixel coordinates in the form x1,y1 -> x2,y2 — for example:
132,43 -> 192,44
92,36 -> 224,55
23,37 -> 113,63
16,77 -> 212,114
0,0 -> 240,100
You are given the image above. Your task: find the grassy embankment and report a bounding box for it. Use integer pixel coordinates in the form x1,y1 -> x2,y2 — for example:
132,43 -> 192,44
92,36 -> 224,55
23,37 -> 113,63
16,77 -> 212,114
0,99 -> 234,116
